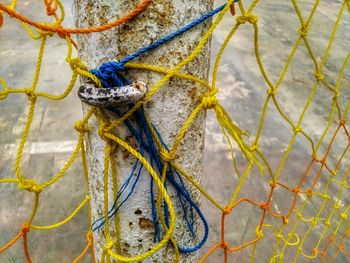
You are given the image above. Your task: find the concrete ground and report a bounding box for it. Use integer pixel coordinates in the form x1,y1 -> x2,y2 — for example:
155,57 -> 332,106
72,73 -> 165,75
0,0 -> 349,262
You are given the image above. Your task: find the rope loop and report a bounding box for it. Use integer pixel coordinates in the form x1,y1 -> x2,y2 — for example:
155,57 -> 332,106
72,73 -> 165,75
236,14 -> 258,25
74,120 -> 90,133
18,178 -> 42,193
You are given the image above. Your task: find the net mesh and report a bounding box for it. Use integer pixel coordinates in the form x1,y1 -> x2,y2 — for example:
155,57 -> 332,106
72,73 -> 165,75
0,0 -> 350,262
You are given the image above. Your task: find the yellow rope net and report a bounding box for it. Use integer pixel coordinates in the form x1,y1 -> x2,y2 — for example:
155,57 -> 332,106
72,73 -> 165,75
0,0 -> 350,262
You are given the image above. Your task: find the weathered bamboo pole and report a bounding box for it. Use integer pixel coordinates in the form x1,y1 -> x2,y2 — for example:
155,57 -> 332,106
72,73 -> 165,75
74,1 -> 213,262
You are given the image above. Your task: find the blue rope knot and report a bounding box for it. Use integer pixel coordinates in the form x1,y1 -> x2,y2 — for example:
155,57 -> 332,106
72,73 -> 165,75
91,61 -> 127,88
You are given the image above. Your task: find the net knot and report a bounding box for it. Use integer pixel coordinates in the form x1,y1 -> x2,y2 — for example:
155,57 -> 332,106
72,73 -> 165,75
339,119 -> 346,126
201,89 -> 218,109
293,126 -> 302,133
21,224 -> 30,233
333,91 -> 339,100
306,190 -> 313,198
269,181 -> 276,189
160,148 -> 176,162
282,216 -> 289,225
45,0 -> 58,16
74,120 -> 90,133
319,250 -> 327,257
26,91 -> 37,103
311,153 -> 317,161
0,92 -> 8,100
260,202 -> 269,210
0,13 -> 3,29
18,178 -> 42,193
340,213 -> 347,219
298,24 -> 310,37
236,14 -> 258,25
38,26 -> 54,37
220,241 -> 229,249
223,206 -> 232,215
256,227 -> 264,238
267,88 -> 276,96
86,230 -> 93,242
314,71 -> 324,81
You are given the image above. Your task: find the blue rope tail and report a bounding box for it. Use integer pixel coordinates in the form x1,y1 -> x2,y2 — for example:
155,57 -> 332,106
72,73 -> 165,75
136,109 -> 209,253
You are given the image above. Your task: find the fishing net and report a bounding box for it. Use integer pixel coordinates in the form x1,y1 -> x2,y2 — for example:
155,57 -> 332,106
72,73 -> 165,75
0,0 -> 350,262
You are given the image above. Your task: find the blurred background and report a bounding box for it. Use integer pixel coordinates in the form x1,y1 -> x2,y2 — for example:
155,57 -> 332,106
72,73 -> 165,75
0,0 -> 350,262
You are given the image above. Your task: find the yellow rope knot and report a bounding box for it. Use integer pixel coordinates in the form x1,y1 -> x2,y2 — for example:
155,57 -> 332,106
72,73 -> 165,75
340,213 -> 347,219
18,178 -> 42,193
98,123 -> 110,141
26,91 -> 37,103
74,120 -> 90,133
236,14 -> 258,25
255,226 -> 264,238
298,24 -> 310,37
267,88 -> 276,96
0,92 -> 8,100
201,89 -> 218,109
160,148 -> 176,162
86,230 -> 93,243
38,23 -> 54,37
333,91 -> 339,101
314,71 -> 324,81
104,240 -> 114,251
293,126 -> 302,133
69,58 -> 87,71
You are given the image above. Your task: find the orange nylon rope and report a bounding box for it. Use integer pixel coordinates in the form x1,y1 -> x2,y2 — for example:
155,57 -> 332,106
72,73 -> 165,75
0,0 -> 151,35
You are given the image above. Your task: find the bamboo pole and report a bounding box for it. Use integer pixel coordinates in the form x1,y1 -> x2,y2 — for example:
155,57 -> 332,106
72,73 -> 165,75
74,1 -> 213,262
